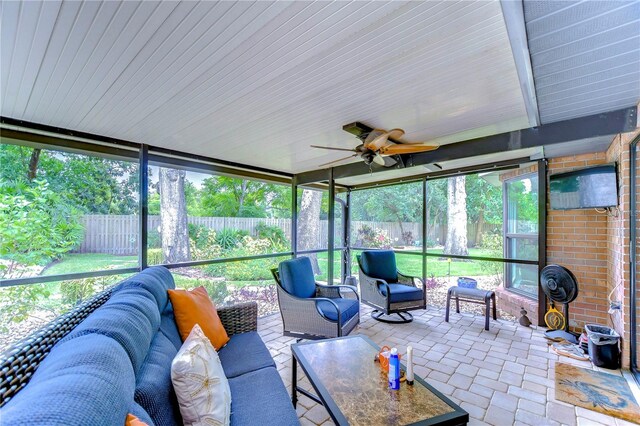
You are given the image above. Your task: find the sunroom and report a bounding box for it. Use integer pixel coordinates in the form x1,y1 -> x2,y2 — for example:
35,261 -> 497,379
1,1 -> 640,425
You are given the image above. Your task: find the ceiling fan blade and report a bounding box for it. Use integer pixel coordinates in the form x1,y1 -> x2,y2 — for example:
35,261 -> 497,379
378,143 -> 438,155
364,128 -> 405,151
382,156 -> 398,167
372,153 -> 386,166
318,154 -> 358,167
310,145 -> 357,152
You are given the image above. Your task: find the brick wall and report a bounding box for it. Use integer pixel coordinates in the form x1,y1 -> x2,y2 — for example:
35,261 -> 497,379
604,130 -> 638,368
547,152 -> 610,332
546,130 -> 639,368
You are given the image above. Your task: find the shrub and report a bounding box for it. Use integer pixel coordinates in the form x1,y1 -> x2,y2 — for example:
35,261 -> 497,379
60,274 -> 114,307
188,226 -> 222,260
147,229 -> 162,249
215,228 -> 248,251
0,180 -> 83,278
479,232 -> 504,285
177,278 -> 229,306
255,222 -> 288,249
203,235 -> 280,281
401,231 -> 415,246
147,248 -> 164,265
355,225 -> 392,248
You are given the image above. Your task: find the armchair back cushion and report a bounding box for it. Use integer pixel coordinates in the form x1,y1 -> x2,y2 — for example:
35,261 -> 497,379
360,250 -> 398,283
278,257 -> 317,298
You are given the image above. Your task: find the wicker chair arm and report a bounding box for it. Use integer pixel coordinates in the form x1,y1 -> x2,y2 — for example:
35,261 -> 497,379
397,271 -> 420,288
315,283 -> 359,300
217,301 -> 258,336
277,287 -> 343,323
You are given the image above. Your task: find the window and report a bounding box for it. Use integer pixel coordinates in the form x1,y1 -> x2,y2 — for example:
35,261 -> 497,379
504,174 -> 539,297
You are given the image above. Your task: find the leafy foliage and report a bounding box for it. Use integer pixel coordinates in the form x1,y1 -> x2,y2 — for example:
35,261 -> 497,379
355,225 -> 392,248
0,145 -> 138,215
0,180 -> 84,276
255,222 -> 289,250
214,228 -> 248,251
200,176 -> 290,218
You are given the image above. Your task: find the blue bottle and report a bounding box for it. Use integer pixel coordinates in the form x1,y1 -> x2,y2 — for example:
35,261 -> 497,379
388,347 -> 400,390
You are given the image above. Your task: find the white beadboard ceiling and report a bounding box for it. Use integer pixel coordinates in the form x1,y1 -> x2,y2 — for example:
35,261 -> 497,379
1,0 -> 534,174
524,0 -> 640,124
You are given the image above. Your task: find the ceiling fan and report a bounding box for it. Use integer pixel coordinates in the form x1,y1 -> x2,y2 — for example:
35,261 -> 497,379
312,128 -> 438,168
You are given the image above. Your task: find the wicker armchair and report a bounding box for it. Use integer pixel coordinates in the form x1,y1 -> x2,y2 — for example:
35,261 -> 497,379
357,250 -> 426,323
271,257 -> 360,340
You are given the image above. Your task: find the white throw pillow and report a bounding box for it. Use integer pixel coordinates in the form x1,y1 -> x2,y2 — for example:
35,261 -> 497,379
171,324 -> 232,426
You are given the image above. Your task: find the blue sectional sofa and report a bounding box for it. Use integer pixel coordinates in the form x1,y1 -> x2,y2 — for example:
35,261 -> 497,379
0,267 -> 299,426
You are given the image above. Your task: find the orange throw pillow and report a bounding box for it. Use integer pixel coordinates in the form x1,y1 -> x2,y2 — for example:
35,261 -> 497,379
125,414 -> 148,426
168,286 -> 230,350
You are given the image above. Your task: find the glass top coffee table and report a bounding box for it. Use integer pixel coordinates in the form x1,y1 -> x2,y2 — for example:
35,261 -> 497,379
291,335 -> 468,426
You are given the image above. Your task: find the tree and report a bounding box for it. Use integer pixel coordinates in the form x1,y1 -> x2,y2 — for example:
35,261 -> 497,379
465,175 -> 502,247
200,176 -> 290,218
356,183 -> 422,236
0,144 -> 138,214
444,176 -> 468,256
426,179 -> 448,246
297,189 -> 322,274
159,168 -> 190,263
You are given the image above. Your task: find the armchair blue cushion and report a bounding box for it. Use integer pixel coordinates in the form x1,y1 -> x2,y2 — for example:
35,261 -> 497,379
360,250 -> 398,283
317,298 -> 359,322
379,283 -> 424,303
278,257 -> 317,298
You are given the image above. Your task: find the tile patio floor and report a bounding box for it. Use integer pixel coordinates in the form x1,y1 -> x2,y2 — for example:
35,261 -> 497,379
257,305 -> 639,426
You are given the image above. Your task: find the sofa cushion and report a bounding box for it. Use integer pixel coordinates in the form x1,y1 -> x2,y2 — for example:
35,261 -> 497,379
316,298 -> 359,323
360,250 -> 398,283
218,332 -> 275,379
62,292 -> 159,374
0,334 -> 135,426
118,266 -> 175,311
278,257 -> 316,298
135,332 -> 182,426
159,304 -> 183,350
379,283 -> 424,303
129,402 -> 155,426
228,367 -> 299,426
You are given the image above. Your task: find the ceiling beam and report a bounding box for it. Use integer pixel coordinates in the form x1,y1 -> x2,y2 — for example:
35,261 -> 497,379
307,106 -> 636,182
500,0 -> 540,127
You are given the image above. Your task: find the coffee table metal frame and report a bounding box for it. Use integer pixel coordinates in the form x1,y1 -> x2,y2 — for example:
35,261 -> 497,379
291,335 -> 469,426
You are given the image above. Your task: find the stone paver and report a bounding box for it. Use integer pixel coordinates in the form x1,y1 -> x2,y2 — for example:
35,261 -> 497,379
257,305 -> 637,425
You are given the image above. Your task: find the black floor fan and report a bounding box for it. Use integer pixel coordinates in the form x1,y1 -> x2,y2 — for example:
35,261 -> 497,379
540,264 -> 579,344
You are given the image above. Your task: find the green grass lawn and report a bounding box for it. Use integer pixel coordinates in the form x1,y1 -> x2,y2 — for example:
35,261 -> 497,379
44,247 -> 501,288
316,248 -> 500,281
43,253 -> 138,276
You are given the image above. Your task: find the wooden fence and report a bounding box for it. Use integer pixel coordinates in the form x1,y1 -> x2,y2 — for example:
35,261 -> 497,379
74,215 -> 499,255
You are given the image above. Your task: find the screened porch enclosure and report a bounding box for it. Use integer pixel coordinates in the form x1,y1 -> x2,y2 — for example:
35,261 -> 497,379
0,132 -> 545,351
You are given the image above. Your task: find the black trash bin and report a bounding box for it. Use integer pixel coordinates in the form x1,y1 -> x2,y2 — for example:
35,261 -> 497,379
585,324 -> 620,369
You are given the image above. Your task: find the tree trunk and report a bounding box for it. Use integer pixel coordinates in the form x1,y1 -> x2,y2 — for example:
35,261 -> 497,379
27,148 -> 41,181
297,189 -> 322,274
444,176 -> 468,256
159,168 -> 190,263
238,180 -> 248,215
474,210 -> 485,248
